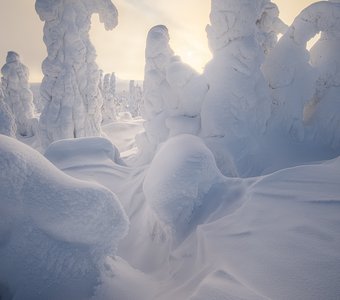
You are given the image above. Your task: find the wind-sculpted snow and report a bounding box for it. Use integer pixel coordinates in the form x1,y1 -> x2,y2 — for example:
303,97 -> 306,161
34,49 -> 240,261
0,134 -> 128,300
143,135 -> 223,236
0,87 -> 16,137
35,0 -> 118,148
162,157 -> 340,300
1,51 -> 37,137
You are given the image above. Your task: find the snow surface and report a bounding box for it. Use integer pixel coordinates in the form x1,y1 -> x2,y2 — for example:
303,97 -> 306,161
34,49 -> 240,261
26,127 -> 340,300
1,0 -> 340,299
0,134 -> 129,300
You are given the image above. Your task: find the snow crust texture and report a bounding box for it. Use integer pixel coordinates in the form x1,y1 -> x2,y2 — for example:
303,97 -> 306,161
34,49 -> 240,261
0,135 -> 128,300
35,0 -> 118,148
1,51 -> 37,137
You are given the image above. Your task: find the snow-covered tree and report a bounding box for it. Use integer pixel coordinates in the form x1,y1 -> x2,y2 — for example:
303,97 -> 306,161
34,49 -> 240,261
136,25 -> 175,162
102,73 -> 117,123
199,0 -> 274,176
128,80 -> 142,117
165,57 -> 208,137
256,2 -> 288,55
1,51 -> 36,137
35,0 -> 118,148
201,0 -> 272,140
137,25 -> 208,164
263,1 -> 340,143
0,86 -> 16,137
305,0 -> 340,149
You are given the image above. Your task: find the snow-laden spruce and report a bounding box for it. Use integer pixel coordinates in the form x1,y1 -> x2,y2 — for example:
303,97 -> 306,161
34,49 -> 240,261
306,0 -> 340,149
201,0 -> 274,140
35,0 -> 118,148
200,0 -> 286,176
101,73 -> 117,123
0,134 -> 129,300
0,87 -> 16,137
137,25 -> 208,164
263,0 -> 340,144
1,51 -> 37,137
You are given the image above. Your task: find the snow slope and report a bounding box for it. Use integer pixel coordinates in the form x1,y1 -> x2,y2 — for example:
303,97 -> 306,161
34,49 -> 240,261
41,128 -> 340,300
0,134 -> 129,300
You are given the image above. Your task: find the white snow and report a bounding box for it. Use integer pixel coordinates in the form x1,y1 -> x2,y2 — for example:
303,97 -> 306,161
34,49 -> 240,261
36,0 -> 118,148
143,135 -> 222,235
0,134 -> 128,300
1,1 -> 340,300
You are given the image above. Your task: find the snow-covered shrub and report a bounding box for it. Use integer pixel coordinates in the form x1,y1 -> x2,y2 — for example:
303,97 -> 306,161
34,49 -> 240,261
0,87 -> 16,137
35,0 -> 118,148
143,134 -> 222,233
1,51 -> 37,137
0,134 -> 129,300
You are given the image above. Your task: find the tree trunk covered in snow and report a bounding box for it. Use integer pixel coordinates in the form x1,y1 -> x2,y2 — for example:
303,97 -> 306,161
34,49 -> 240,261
35,0 -> 118,148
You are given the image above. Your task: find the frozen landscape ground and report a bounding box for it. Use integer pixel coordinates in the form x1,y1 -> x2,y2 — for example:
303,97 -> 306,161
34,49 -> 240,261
1,0 -> 340,299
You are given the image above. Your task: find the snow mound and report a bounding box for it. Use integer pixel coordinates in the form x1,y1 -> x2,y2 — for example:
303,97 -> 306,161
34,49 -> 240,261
45,136 -> 125,170
0,134 -> 129,300
174,157 -> 340,300
143,135 -> 222,232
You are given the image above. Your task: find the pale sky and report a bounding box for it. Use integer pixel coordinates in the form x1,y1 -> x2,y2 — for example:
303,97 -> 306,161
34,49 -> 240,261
0,0 -> 318,82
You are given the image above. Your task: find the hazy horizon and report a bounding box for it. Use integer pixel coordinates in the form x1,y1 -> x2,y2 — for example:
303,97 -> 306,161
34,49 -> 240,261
0,0 -> 318,82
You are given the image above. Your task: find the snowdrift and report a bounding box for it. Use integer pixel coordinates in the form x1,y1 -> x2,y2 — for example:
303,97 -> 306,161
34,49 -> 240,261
0,135 -> 128,300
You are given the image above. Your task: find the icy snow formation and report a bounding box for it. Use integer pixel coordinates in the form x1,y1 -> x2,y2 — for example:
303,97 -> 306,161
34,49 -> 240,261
143,135 -> 222,235
305,1 -> 340,149
35,0 -> 118,148
1,51 -> 37,137
0,134 -> 128,300
137,25 -> 208,164
0,87 -> 16,137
